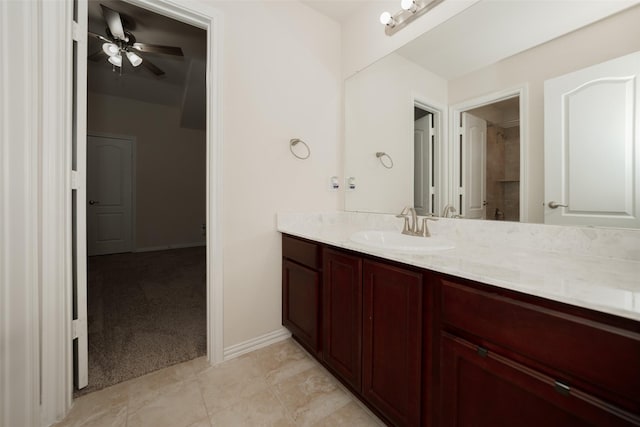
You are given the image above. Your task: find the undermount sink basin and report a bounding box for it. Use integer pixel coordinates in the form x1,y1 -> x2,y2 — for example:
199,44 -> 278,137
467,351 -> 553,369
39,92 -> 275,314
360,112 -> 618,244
349,230 -> 455,253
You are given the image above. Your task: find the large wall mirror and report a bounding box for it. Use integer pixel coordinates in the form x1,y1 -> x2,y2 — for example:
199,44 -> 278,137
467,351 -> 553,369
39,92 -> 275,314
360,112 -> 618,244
344,1 -> 640,228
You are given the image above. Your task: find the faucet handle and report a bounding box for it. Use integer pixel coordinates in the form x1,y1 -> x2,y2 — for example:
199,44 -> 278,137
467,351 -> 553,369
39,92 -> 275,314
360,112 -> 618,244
395,206 -> 410,218
419,216 -> 438,237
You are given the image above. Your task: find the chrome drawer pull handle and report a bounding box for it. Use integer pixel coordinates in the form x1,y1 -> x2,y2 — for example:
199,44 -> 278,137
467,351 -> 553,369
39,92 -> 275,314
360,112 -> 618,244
554,381 -> 571,396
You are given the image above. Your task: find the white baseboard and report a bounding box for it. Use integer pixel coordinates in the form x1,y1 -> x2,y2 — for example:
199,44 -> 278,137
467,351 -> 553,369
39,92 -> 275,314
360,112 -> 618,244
223,328 -> 292,361
135,242 -> 206,253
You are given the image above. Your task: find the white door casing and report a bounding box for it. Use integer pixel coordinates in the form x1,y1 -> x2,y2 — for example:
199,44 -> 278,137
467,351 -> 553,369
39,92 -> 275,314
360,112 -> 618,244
72,0 -> 89,391
35,0 -> 223,423
87,135 -> 134,256
544,51 -> 640,228
449,88 -> 528,223
462,112 -> 487,219
414,113 -> 434,215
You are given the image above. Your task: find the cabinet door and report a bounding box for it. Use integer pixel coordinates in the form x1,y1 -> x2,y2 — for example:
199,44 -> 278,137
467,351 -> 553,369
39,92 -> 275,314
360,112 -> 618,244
441,332 -> 640,427
362,260 -> 423,427
282,259 -> 321,354
323,248 -> 362,391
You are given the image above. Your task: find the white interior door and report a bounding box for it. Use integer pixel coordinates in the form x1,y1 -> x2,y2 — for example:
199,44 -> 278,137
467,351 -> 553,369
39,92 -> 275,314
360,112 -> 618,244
87,135 -> 133,256
462,112 -> 487,219
414,113 -> 435,215
544,51 -> 640,228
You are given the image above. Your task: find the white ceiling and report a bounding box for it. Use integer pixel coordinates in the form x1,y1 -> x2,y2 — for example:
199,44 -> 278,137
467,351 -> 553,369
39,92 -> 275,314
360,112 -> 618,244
300,0 -> 368,22
396,0 -> 639,80
87,0 -> 206,129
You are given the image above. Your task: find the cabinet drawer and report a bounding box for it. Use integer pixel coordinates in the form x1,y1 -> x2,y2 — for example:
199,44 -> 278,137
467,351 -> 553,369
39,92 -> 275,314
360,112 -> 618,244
440,279 -> 640,410
282,234 -> 321,270
441,332 -> 640,426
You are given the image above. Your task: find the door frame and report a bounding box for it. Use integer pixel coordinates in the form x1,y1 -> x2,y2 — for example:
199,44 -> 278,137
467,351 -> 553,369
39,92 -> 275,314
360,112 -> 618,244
449,85 -> 529,222
40,0 -> 224,423
87,132 -> 137,254
411,94 -> 447,217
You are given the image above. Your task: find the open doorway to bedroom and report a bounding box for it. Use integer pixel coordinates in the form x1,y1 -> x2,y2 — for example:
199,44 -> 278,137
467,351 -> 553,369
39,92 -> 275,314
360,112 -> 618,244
77,0 -> 207,395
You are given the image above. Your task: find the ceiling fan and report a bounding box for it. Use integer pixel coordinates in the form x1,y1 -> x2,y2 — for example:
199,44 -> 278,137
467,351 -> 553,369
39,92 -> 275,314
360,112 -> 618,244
88,4 -> 184,76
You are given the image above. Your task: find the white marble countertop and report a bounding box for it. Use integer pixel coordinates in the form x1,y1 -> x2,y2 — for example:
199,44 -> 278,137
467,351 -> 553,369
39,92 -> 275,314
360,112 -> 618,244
277,212 -> 640,322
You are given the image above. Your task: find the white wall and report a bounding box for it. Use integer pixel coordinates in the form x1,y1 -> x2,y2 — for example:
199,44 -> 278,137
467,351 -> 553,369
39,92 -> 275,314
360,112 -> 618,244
345,53 -> 447,213
341,0 -> 480,78
87,93 -> 207,251
448,5 -> 640,223
215,2 -> 342,347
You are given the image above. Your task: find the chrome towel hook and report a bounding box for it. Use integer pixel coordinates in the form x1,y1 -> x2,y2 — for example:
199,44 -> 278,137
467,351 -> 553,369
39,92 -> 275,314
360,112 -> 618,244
290,138 -> 310,160
376,151 -> 393,169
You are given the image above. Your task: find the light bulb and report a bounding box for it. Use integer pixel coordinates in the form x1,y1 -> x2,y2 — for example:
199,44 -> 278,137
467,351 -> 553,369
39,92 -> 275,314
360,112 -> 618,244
401,0 -> 417,12
379,11 -> 394,27
126,51 -> 142,67
102,43 -> 119,57
108,54 -> 122,67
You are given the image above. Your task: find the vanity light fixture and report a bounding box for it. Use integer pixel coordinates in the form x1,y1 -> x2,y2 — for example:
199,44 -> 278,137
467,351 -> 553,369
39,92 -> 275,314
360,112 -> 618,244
401,0 -> 418,13
379,11 -> 396,28
380,0 -> 444,36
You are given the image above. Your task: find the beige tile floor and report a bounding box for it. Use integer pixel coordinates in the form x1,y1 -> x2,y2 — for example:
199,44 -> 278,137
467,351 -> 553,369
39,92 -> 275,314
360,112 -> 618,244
55,338 -> 385,427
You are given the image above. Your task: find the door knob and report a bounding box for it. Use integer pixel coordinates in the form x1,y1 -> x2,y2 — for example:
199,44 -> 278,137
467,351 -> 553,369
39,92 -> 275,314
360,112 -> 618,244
548,201 -> 568,209
89,200 -> 100,205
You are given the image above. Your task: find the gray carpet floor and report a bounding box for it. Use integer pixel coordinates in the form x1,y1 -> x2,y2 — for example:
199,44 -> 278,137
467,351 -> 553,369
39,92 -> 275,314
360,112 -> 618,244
76,246 -> 207,396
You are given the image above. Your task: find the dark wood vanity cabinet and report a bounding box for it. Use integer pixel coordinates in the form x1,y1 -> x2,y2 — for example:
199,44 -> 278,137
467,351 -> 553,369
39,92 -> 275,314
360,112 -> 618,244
282,235 -> 322,355
281,234 -> 640,426
322,249 -> 424,426
322,248 -> 363,391
438,277 -> 640,426
362,260 -> 423,427
441,332 -> 634,427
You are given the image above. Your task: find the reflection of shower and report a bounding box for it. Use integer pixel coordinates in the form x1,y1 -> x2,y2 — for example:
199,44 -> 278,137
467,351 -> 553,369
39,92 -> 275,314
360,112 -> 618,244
488,123 -> 505,141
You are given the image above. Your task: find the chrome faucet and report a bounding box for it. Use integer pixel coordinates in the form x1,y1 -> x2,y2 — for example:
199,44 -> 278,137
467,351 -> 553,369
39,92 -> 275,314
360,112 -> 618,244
396,206 -> 438,237
441,204 -> 457,218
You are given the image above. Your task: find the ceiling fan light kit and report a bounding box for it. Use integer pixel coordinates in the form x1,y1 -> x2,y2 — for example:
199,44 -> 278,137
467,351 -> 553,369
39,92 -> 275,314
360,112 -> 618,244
88,4 -> 184,76
108,54 -> 122,67
126,51 -> 142,67
102,42 -> 119,57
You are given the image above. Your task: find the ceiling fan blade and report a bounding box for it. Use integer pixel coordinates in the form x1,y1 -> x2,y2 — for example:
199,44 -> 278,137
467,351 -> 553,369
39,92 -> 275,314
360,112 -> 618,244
140,57 -> 165,76
88,50 -> 104,61
101,5 -> 126,41
88,31 -> 111,44
133,43 -> 183,56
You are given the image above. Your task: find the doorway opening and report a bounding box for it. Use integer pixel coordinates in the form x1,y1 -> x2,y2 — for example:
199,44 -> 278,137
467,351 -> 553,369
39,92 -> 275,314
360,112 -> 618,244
77,0 -> 208,395
413,102 -> 441,216
455,95 -> 522,221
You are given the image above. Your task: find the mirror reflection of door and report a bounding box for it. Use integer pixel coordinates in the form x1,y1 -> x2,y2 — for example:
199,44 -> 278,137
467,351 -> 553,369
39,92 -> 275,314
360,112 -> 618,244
544,51 -> 640,229
414,106 -> 436,216
462,97 -> 520,221
462,112 -> 487,220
